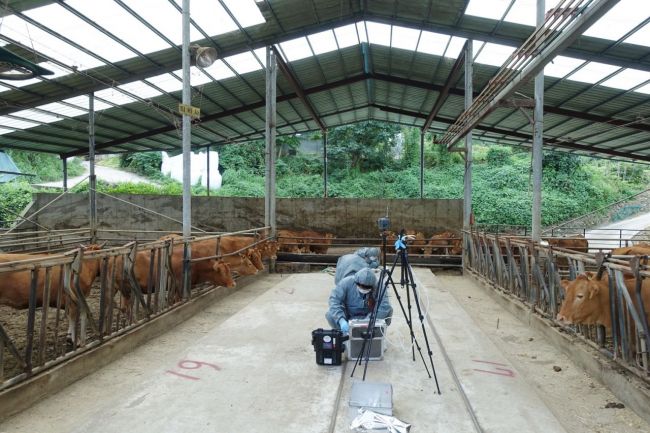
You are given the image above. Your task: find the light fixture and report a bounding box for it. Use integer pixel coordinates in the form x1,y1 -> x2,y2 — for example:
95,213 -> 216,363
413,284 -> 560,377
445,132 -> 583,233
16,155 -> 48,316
0,47 -> 54,81
190,44 -> 218,68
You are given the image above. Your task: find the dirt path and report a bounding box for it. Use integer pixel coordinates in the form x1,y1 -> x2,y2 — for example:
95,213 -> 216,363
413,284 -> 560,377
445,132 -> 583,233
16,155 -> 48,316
585,212 -> 650,250
34,161 -> 155,189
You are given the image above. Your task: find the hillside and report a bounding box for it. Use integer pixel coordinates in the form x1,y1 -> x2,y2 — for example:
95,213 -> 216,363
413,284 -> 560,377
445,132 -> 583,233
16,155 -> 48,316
1,122 -> 647,229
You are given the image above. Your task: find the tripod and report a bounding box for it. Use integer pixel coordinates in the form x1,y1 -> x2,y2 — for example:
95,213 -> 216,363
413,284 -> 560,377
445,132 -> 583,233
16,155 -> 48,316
350,230 -> 441,394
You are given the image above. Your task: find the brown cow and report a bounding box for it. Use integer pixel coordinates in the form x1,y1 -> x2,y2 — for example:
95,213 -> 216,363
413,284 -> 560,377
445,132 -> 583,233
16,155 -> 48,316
277,229 -> 335,254
404,230 -> 426,255
0,245 -> 103,345
383,230 -> 425,254
189,238 -> 259,276
424,230 -> 462,255
109,242 -> 238,317
277,229 -> 306,253
157,235 -> 259,276
259,240 -> 279,260
544,235 -> 589,253
210,235 -> 266,270
557,273 -> 650,330
610,245 -> 650,256
302,231 -> 335,254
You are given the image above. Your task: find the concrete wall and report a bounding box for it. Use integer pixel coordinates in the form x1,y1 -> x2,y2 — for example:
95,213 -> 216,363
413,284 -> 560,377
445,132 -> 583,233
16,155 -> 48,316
26,193 -> 462,237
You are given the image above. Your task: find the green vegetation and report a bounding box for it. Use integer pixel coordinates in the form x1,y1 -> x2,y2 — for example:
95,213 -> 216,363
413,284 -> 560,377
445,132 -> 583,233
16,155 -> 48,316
97,155 -> 121,168
0,151 -> 84,226
120,151 -> 163,178
6,150 -> 84,182
1,122 -> 648,229
0,181 -> 33,226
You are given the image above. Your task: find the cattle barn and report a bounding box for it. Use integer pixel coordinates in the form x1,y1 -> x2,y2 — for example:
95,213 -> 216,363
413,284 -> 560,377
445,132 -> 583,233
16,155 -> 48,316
1,0 -> 650,431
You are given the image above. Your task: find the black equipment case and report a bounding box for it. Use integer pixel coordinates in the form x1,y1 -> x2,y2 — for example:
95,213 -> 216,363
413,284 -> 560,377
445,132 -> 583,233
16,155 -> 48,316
311,328 -> 347,366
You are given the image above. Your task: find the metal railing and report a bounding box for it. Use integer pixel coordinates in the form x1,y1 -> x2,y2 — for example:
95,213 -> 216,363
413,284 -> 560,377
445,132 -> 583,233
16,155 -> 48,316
464,231 -> 650,380
0,227 -> 269,390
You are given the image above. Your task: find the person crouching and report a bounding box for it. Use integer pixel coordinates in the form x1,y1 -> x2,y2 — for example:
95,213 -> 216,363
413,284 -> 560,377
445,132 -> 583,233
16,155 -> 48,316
326,268 -> 392,334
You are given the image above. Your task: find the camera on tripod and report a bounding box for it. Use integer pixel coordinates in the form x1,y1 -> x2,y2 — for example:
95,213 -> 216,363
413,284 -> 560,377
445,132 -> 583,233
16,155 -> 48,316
377,216 -> 390,232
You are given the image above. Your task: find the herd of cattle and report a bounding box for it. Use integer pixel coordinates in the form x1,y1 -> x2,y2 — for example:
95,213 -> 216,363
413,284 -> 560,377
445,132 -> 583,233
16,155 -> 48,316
0,233 -> 280,346
276,229 -> 463,256
3,228 -> 650,352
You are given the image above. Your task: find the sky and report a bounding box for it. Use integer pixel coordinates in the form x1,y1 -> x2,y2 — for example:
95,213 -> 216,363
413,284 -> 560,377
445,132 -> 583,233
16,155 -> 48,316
0,0 -> 648,134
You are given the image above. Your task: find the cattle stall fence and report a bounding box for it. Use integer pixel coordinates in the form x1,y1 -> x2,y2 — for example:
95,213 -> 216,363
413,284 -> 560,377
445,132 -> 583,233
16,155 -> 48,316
464,230 -> 650,383
0,227 -> 269,391
475,224 -> 650,250
275,232 -> 462,268
0,228 -> 93,254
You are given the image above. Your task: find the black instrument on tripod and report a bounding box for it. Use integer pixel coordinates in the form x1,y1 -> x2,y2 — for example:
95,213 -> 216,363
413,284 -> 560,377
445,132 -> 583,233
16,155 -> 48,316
350,217 -> 441,394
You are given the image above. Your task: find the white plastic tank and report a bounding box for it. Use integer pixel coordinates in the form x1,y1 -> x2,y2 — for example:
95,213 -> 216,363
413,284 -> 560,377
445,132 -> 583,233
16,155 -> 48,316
161,150 -> 222,189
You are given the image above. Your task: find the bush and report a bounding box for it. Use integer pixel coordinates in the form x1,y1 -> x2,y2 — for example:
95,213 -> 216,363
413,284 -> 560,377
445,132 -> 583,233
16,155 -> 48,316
543,151 -> 580,175
120,152 -> 162,177
218,141 -> 266,176
6,150 -> 84,182
485,146 -> 512,166
0,181 -> 33,227
214,169 -> 265,197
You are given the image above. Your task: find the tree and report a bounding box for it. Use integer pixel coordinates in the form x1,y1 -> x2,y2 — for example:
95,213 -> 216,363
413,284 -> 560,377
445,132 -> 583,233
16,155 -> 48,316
401,126 -> 420,168
217,140 -> 266,175
326,121 -> 400,172
276,135 -> 300,159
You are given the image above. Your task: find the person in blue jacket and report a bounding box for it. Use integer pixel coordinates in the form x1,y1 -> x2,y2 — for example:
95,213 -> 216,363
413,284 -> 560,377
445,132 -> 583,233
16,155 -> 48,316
334,247 -> 381,284
326,268 -> 392,333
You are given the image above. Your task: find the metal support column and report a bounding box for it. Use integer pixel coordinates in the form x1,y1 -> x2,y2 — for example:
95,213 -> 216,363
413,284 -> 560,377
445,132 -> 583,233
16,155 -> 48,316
206,145 -> 211,197
463,41 -> 473,230
532,0 -> 545,242
181,0 -> 192,298
62,157 -> 68,192
323,131 -> 328,198
420,131 -> 424,199
463,40 -> 473,267
88,93 -> 96,243
265,47 -> 277,238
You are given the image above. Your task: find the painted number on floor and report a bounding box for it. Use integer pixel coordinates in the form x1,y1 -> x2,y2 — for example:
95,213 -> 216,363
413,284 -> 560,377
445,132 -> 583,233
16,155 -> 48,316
472,359 -> 515,377
166,360 -> 221,381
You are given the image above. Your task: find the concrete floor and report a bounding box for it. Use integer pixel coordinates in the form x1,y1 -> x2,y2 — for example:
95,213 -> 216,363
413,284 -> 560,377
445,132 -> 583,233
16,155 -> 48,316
0,269 -> 647,433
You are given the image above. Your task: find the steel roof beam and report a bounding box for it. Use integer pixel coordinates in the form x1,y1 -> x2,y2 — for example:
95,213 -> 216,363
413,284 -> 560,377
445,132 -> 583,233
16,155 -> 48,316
272,46 -> 326,131
58,69 -> 648,157
440,0 -> 621,149
421,40 -> 467,132
369,72 -> 650,133
371,103 -> 650,162
363,13 -> 650,72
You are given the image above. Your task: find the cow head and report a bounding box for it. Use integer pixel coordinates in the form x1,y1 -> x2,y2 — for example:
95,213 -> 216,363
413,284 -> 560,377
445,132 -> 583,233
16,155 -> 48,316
246,248 -> 265,271
260,241 -> 279,260
211,259 -> 236,288
232,254 -> 258,276
556,273 -> 610,328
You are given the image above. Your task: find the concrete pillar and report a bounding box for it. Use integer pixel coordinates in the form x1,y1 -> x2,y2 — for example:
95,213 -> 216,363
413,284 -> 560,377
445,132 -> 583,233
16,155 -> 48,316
265,47 -> 277,238
532,0 -> 545,242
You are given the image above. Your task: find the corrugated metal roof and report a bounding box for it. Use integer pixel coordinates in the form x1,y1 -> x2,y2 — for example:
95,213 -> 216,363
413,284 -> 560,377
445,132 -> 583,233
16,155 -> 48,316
0,151 -> 22,182
0,0 -> 648,162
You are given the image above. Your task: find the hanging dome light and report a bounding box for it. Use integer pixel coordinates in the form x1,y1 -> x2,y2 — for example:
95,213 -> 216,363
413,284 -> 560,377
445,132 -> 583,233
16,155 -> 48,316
0,47 -> 54,81
190,45 -> 218,68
